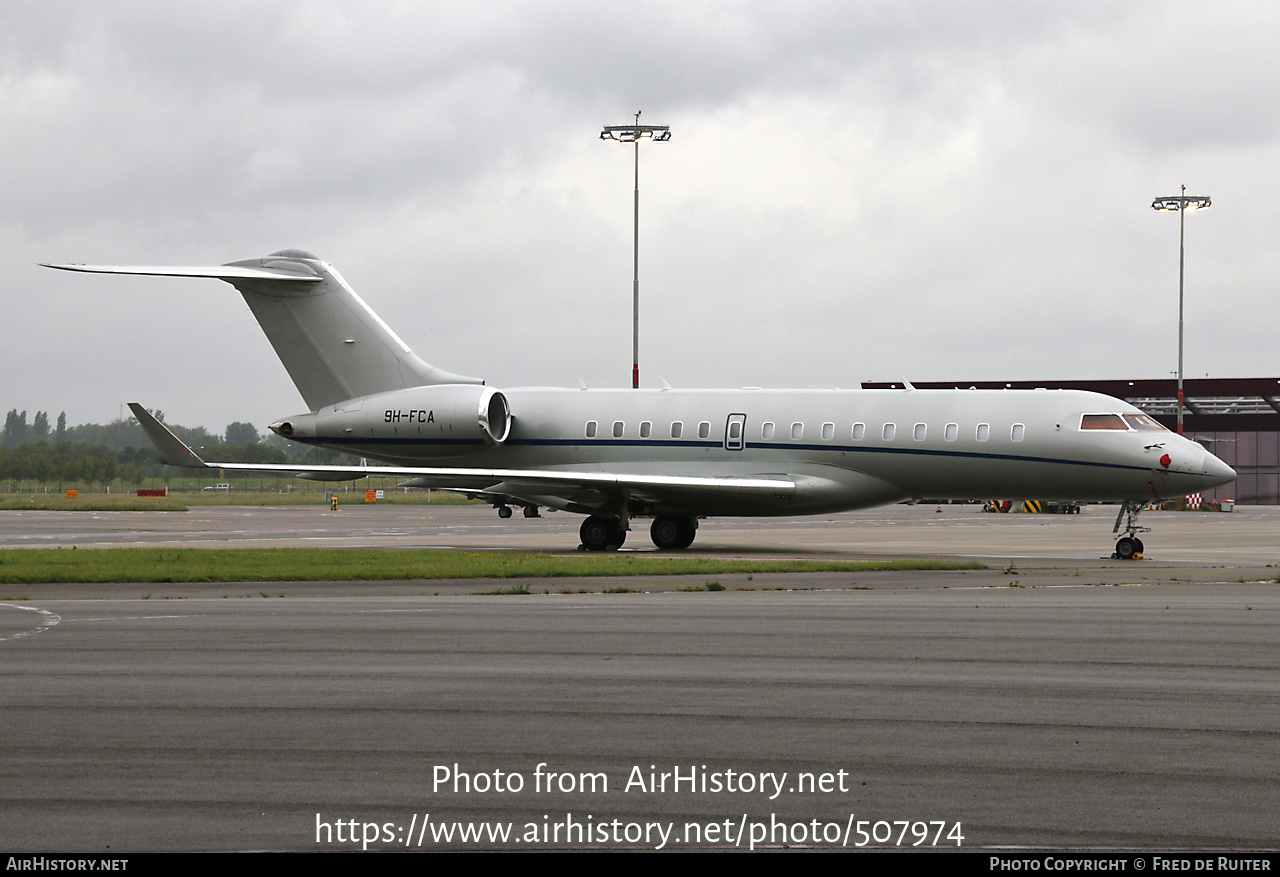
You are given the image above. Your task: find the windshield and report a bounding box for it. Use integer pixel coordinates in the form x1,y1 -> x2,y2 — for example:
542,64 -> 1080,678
1122,413 -> 1169,432
1080,414 -> 1127,430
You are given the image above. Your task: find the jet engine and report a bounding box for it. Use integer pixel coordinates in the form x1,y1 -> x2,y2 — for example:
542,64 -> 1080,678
270,384 -> 511,458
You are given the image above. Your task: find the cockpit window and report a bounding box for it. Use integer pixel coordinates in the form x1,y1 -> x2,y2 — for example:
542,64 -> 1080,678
1122,413 -> 1168,432
1080,414 -> 1128,430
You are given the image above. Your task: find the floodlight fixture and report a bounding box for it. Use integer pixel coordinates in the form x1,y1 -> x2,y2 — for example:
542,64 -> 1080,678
1151,185 -> 1212,435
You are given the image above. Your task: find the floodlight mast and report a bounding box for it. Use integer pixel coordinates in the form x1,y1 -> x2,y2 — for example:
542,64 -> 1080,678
1151,185 -> 1212,435
601,111 -> 671,389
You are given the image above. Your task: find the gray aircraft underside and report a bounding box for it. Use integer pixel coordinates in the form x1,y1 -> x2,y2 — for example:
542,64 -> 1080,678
44,249 -> 1236,554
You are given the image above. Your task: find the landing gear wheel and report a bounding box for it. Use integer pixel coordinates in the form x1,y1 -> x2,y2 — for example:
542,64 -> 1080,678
651,515 -> 698,550
650,516 -> 683,550
1115,536 -> 1137,560
522,505 -> 540,518
1111,500 -> 1151,561
580,515 -> 622,551
497,506 -> 512,519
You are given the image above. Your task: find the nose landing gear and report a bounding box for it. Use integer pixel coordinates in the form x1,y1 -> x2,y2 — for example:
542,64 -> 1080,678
1112,500 -> 1150,560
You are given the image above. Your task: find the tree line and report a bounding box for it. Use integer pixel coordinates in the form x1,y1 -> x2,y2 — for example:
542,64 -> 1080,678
2,409 -> 355,487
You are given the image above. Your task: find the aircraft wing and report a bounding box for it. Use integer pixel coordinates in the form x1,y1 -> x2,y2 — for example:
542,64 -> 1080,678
127,404 -> 795,506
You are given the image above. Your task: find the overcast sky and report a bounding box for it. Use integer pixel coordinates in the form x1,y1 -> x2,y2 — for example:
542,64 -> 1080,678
4,1 -> 1277,433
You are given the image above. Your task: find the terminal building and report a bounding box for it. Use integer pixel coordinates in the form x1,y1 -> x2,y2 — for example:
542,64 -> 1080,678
861,377 -> 1280,505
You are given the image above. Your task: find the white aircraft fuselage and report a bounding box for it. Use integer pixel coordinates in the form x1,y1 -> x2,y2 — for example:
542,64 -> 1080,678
274,385 -> 1231,518
43,249 -> 1235,553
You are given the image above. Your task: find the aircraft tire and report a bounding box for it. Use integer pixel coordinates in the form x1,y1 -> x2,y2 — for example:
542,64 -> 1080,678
1115,536 -> 1137,560
650,516 -> 684,550
651,515 -> 697,550
497,506 -> 512,519
522,505 -> 540,518
580,515 -> 619,551
1133,537 -> 1144,554
674,517 -> 698,549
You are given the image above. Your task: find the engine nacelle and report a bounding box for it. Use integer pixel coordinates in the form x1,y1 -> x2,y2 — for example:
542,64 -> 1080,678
270,384 -> 511,458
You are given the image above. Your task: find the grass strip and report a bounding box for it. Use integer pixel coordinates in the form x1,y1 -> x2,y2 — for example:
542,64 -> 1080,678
151,492 -> 481,507
0,548 -> 984,584
0,489 -> 480,509
0,499 -> 189,511
0,494 -> 480,510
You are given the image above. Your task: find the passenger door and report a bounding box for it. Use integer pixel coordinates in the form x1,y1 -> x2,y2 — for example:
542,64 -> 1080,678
724,413 -> 746,451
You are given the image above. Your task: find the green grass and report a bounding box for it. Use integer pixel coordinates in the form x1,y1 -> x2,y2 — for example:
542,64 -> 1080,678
0,488 -> 479,509
176,490 -> 480,507
0,495 -> 189,511
0,547 -> 985,584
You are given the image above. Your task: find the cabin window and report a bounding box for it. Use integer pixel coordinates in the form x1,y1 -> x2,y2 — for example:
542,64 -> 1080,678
762,421 -> 775,440
1011,423 -> 1025,442
945,423 -> 958,441
640,421 -> 651,438
670,421 -> 683,438
791,422 -> 804,440
612,421 -> 624,438
1080,414 -> 1127,430
883,423 -> 896,441
852,422 -> 865,441
1122,413 -> 1167,432
913,423 -> 926,441
585,421 -> 597,438
728,421 -> 742,440
976,423 -> 990,441
821,422 -> 834,440
698,421 -> 710,439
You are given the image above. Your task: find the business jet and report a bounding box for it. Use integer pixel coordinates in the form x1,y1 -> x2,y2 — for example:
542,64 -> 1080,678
44,249 -> 1236,558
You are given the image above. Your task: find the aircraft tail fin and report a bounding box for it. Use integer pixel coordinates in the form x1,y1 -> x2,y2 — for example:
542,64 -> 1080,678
46,250 -> 482,410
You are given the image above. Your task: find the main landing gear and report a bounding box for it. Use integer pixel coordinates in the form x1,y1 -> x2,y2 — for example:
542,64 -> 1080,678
579,515 -> 627,551
649,515 -> 698,550
578,514 -> 700,551
1112,500 -> 1150,560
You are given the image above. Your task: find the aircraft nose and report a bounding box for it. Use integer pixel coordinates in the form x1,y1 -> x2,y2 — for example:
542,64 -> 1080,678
1200,450 -> 1236,489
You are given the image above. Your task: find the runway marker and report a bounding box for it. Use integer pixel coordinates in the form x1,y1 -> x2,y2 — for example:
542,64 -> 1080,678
0,603 -> 62,642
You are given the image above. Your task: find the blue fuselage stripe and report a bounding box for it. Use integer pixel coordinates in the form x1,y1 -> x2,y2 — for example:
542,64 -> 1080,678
296,435 -> 1154,475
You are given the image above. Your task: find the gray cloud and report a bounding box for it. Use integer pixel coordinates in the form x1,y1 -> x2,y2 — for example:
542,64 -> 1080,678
4,1 -> 1276,431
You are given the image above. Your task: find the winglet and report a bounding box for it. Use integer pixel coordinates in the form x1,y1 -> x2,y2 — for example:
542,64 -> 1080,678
127,403 -> 209,468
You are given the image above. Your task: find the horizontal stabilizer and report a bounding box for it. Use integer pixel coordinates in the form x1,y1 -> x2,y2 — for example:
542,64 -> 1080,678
41,264 -> 320,283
